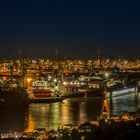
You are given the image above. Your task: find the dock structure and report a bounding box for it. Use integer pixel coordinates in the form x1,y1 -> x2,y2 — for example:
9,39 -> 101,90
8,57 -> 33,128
29,96 -> 65,103
106,86 -> 138,99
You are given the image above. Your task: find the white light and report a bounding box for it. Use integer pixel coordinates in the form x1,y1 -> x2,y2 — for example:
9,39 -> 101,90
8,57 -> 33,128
27,78 -> 31,82
81,82 -> 84,85
70,82 -> 73,85
63,82 -> 67,85
15,135 -> 19,139
48,76 -> 51,79
105,73 -> 109,78
54,79 -> 57,82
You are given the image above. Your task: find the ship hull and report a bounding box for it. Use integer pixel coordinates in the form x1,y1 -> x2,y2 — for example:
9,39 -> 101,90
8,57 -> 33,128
63,88 -> 104,98
29,97 -> 64,103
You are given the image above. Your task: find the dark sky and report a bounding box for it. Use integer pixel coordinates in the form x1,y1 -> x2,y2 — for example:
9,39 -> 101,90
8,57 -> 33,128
0,0 -> 140,59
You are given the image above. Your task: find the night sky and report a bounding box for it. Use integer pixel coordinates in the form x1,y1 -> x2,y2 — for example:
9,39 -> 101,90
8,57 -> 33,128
0,0 -> 140,59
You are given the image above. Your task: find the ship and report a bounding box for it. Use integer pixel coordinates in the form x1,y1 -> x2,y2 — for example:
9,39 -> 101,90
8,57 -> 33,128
60,77 -> 105,98
27,76 -> 105,103
28,80 -> 64,103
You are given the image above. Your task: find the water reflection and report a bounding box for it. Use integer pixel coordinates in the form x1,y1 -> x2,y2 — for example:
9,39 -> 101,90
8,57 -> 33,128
25,112 -> 36,132
108,92 -> 140,115
1,93 -> 140,133
29,98 -> 102,130
28,103 -> 62,130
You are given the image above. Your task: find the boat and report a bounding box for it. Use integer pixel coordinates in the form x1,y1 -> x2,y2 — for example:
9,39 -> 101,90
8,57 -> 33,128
60,78 -> 105,98
28,80 -> 64,103
27,77 -> 105,103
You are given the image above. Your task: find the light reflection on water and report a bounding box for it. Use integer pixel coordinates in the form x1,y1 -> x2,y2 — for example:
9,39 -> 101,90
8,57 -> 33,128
0,93 -> 140,132
108,92 -> 140,115
28,98 -> 102,130
28,93 -> 140,130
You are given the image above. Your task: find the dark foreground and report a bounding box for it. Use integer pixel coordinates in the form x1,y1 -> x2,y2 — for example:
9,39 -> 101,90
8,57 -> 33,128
1,119 -> 140,140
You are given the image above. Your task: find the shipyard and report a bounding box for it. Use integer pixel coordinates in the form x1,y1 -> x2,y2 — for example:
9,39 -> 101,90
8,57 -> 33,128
0,58 -> 140,104
0,58 -> 140,139
1,0 -> 140,139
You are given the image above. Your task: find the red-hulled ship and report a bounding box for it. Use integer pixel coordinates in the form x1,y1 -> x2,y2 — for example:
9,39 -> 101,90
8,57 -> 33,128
29,80 -> 64,103
31,80 -> 53,98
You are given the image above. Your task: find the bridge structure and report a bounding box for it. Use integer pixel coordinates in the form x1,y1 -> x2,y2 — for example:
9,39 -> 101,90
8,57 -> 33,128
100,86 -> 140,120
100,99 -> 110,120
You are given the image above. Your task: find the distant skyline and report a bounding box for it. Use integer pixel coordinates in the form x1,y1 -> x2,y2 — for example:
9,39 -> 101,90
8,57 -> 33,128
0,0 -> 140,58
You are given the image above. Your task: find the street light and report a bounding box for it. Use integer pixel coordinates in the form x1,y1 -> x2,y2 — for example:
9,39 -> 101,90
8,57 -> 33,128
27,78 -> 31,82
26,78 -> 32,89
54,79 -> 57,82
105,73 -> 109,78
48,76 -> 51,80
63,81 -> 67,85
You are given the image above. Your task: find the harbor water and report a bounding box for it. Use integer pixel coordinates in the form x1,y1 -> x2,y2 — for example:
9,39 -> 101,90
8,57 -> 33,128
0,92 -> 140,133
